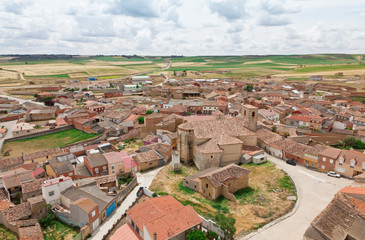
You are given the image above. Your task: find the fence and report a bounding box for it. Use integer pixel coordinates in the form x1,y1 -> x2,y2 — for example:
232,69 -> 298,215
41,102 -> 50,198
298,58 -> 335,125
200,215 -> 225,238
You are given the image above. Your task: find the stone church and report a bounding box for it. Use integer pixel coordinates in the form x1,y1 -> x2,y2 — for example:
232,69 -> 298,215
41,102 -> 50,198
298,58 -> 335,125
177,104 -> 258,170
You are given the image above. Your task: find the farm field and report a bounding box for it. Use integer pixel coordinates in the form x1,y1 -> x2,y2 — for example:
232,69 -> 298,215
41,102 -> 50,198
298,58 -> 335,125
2,129 -> 98,158
0,56 -> 167,85
149,161 -> 296,236
0,54 -> 364,87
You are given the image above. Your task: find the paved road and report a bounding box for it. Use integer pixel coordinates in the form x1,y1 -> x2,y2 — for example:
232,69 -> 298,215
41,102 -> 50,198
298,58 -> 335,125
241,154 -> 352,240
91,167 -> 163,240
0,120 -> 17,152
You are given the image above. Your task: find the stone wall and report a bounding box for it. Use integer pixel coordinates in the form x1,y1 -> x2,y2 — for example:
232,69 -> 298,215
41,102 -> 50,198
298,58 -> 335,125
117,175 -> 137,204
4,125 -> 74,141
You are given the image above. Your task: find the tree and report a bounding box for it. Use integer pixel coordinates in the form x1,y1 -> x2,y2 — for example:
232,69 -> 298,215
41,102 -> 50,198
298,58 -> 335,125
214,213 -> 236,240
136,83 -> 140,89
354,140 -> 365,149
33,93 -> 39,98
244,85 -> 254,92
343,137 -> 357,148
271,126 -> 277,133
44,99 -> 54,106
110,83 -> 114,88
137,116 -> 144,124
145,110 -> 154,115
186,229 -> 208,240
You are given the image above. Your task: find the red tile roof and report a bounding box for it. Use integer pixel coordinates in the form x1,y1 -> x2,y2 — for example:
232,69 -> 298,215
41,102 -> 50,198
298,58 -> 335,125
110,223 -> 142,240
287,115 -> 313,122
144,205 -> 202,240
127,195 -> 185,232
339,186 -> 365,195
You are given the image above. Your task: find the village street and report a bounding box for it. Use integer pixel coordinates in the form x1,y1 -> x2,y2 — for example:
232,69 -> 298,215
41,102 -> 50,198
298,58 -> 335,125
90,167 -> 163,240
241,154 -> 352,240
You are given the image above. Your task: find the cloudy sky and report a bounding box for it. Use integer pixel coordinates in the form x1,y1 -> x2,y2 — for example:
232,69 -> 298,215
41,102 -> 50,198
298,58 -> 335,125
0,0 -> 364,55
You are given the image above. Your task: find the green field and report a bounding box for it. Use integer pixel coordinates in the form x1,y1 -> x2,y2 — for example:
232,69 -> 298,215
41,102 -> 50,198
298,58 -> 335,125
1,54 -> 364,84
292,63 -> 365,73
25,74 -> 70,78
2,129 -> 99,157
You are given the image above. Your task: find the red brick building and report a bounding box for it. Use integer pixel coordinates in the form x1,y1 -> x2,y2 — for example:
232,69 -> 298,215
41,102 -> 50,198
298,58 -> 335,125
104,90 -> 124,98
84,153 -> 108,176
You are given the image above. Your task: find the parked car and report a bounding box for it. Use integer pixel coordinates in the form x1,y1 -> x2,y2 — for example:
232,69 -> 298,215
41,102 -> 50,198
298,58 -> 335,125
327,171 -> 340,178
286,159 -> 296,166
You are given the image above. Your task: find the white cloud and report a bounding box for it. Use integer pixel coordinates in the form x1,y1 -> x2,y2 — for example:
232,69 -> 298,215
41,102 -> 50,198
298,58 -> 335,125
0,0 -> 363,54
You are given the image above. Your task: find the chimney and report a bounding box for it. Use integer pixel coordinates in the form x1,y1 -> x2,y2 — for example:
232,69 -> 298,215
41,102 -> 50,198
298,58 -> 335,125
154,232 -> 157,240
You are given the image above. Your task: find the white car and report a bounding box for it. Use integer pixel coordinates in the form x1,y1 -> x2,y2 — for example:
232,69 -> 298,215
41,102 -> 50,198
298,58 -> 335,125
327,171 -> 340,178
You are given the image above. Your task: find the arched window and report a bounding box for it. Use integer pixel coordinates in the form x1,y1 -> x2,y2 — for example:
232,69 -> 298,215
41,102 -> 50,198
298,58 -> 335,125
252,111 -> 255,117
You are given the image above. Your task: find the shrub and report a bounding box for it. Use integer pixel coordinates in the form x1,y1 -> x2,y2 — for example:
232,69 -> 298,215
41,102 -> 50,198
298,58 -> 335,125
186,229 -> 208,240
137,116 -> 144,124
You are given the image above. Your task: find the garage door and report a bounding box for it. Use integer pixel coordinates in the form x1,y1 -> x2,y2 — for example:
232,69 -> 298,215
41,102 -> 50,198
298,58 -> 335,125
106,201 -> 116,217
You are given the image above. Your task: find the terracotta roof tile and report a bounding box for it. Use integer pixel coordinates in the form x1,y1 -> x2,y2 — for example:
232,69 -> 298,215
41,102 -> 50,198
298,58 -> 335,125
200,164 -> 250,187
144,205 -> 202,240
134,150 -> 163,163
127,195 -> 184,232
110,223 -> 142,240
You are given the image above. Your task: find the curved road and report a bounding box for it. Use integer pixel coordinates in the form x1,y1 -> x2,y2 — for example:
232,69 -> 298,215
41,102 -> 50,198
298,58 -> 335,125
241,154 -> 352,240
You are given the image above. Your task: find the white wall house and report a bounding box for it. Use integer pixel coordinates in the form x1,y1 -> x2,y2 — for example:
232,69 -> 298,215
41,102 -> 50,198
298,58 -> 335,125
42,177 -> 73,205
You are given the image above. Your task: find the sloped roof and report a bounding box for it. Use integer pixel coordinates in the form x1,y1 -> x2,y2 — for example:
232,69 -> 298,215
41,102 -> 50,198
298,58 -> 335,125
127,195 -> 201,240
200,164 -> 250,187
178,118 -> 254,140
110,223 -> 142,240
144,205 -> 202,240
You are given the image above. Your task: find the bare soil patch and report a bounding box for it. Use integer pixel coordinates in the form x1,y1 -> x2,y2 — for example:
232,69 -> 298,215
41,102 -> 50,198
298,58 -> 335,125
149,162 -> 296,236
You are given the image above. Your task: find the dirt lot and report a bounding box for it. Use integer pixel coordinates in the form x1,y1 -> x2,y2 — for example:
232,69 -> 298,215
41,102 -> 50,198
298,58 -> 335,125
149,161 -> 296,236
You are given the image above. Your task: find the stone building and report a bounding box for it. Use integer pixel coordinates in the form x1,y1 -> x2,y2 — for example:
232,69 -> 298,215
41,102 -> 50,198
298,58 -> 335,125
177,114 -> 257,170
183,164 -> 250,202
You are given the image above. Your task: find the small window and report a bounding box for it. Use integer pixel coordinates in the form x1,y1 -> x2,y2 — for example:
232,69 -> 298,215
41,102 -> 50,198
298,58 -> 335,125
323,157 -> 326,162
95,168 -> 99,174
91,210 -> 96,217
206,184 -> 208,188
69,172 -> 73,176
149,162 -> 153,165
49,191 -> 55,197
350,159 -> 356,168
211,155 -> 213,159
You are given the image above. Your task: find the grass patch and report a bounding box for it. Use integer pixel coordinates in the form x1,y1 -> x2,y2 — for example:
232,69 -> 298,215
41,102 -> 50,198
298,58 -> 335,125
2,129 -> 98,157
279,175 -> 295,192
0,224 -> 16,240
177,181 -> 196,195
234,187 -> 260,204
43,221 -> 79,240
